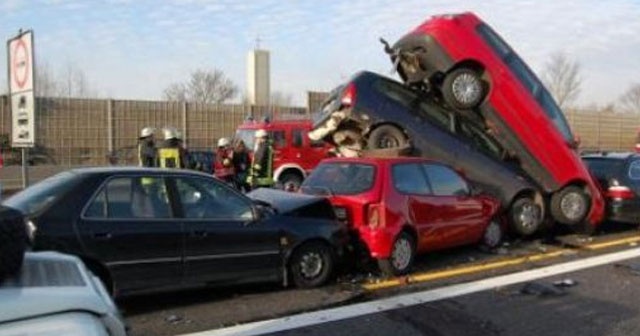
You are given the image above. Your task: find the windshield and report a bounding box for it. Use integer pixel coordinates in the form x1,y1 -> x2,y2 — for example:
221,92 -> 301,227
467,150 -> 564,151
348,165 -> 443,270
235,129 -> 256,150
303,162 -> 375,195
3,172 -> 80,215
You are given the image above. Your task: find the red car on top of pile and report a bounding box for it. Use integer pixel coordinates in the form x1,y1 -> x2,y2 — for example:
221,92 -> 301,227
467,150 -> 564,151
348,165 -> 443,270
386,12 -> 604,230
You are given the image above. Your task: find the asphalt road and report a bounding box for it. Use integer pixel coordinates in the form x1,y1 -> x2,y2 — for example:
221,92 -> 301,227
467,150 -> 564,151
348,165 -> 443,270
120,222 -> 640,336
262,255 -> 640,336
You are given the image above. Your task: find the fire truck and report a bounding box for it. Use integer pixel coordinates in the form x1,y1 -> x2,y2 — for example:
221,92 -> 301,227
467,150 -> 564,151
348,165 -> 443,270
234,117 -> 332,190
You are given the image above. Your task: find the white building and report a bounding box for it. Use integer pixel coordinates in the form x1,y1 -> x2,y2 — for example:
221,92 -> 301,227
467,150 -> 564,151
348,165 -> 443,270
246,49 -> 270,106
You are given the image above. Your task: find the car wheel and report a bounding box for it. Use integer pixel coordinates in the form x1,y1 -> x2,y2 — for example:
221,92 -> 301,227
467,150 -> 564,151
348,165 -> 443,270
442,67 -> 486,110
509,197 -> 543,236
482,218 -> 504,249
367,125 -> 408,150
289,242 -> 334,288
550,186 -> 590,226
378,232 -> 415,276
0,209 -> 28,281
280,172 -> 303,192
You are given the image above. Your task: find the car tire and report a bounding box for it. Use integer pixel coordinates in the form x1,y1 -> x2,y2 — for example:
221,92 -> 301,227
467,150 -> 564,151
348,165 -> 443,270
0,208 -> 28,281
481,218 -> 504,249
367,125 -> 408,150
378,232 -> 415,277
280,172 -> 303,192
442,67 -> 486,110
550,186 -> 590,226
509,197 -> 543,236
290,241 -> 335,288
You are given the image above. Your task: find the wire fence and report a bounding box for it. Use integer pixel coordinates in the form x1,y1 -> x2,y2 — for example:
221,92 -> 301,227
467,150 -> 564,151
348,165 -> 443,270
0,94 -> 639,168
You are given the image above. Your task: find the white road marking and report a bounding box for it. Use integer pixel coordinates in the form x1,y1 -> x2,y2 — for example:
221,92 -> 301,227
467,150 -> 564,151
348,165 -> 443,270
180,248 -> 640,336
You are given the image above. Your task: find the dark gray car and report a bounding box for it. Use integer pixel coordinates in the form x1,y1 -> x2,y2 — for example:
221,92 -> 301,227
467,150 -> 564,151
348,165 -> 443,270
309,71 -> 545,236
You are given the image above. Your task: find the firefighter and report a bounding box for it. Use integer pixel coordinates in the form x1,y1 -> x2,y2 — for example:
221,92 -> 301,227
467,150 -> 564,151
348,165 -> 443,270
137,127 -> 158,167
247,129 -> 274,189
232,139 -> 251,192
158,127 -> 188,168
214,137 -> 236,186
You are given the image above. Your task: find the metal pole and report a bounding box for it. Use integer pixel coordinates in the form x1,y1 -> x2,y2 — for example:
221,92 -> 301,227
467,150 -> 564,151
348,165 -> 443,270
181,101 -> 188,148
21,148 -> 29,188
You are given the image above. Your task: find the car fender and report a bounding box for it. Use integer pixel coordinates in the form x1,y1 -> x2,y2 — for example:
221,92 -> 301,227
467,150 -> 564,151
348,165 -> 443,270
273,163 -> 306,182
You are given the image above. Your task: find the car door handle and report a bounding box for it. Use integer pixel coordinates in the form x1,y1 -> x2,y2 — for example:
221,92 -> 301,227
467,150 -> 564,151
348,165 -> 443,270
94,232 -> 112,240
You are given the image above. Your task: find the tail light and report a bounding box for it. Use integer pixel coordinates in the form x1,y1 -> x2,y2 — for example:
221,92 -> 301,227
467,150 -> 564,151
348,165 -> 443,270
366,203 -> 382,229
606,179 -> 635,200
340,83 -> 356,108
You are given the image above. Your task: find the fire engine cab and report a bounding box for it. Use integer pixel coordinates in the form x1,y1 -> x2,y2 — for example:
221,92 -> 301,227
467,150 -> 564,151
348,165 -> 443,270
234,117 -> 332,190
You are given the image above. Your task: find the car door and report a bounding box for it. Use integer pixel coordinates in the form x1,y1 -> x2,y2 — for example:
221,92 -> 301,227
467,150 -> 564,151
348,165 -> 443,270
422,164 -> 485,246
390,162 -> 444,252
79,175 -> 182,292
173,176 -> 282,285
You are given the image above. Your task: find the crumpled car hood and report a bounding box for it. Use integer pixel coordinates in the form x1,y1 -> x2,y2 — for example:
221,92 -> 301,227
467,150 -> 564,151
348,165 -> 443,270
247,188 -> 332,215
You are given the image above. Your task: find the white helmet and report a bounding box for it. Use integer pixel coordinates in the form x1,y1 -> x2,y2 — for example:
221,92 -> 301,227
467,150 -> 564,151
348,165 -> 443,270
217,137 -> 230,147
140,127 -> 155,138
255,129 -> 268,138
163,127 -> 179,140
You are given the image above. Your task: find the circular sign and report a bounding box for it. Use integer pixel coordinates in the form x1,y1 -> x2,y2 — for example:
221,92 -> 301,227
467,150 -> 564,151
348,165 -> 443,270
12,38 -> 30,89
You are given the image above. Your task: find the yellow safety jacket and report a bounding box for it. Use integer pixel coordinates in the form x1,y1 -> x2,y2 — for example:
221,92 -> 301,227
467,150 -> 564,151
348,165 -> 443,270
158,147 -> 181,168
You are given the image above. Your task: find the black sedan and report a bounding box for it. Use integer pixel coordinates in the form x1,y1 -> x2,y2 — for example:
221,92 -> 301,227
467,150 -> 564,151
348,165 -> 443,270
582,152 -> 640,224
308,71 -> 545,236
2,167 -> 348,297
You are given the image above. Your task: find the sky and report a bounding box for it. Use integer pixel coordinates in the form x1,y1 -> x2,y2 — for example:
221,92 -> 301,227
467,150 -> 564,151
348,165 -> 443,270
1,0 -> 639,107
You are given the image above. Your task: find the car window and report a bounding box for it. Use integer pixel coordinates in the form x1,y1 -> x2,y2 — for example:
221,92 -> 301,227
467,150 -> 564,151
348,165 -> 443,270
84,176 -> 172,219
416,100 -> 454,131
3,171 -> 80,215
628,160 -> 640,180
174,176 -> 253,220
457,119 -> 504,158
235,129 -> 256,150
292,129 -> 304,147
270,130 -> 286,148
537,91 -> 574,142
423,164 -> 469,196
303,163 -> 375,195
476,23 -> 511,59
374,79 -> 418,110
392,163 -> 432,195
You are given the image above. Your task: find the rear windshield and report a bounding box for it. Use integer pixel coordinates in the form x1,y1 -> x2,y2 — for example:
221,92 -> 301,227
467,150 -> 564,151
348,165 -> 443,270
628,160 -> 640,180
303,163 -> 375,195
3,171 -> 80,215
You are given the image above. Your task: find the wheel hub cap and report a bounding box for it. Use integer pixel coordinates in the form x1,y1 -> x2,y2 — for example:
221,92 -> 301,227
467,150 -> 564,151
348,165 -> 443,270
391,238 -> 412,271
452,73 -> 481,105
518,204 -> 540,229
300,252 -> 323,279
560,193 -> 586,221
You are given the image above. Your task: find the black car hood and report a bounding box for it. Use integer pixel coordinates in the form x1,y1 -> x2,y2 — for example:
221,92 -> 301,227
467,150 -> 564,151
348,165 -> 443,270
247,188 -> 330,215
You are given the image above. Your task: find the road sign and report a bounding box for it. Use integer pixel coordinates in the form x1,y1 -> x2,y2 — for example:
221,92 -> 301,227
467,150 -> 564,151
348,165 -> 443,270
7,30 -> 35,148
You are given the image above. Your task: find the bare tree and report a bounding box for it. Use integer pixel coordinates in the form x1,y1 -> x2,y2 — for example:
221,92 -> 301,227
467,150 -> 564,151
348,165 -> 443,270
270,91 -> 293,107
620,83 -> 640,113
541,52 -> 582,109
35,61 -> 95,98
163,69 -> 238,104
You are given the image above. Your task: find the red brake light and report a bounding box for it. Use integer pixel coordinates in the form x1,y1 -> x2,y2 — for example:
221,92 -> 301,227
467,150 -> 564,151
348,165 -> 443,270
341,83 -> 356,107
367,203 -> 382,229
606,185 -> 635,200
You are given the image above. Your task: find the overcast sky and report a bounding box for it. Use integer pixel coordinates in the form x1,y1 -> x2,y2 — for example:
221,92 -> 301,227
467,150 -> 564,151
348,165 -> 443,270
1,0 -> 639,107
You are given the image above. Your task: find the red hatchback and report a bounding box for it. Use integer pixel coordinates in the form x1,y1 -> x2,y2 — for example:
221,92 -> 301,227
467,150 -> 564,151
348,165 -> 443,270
301,157 -> 502,276
387,12 -> 604,229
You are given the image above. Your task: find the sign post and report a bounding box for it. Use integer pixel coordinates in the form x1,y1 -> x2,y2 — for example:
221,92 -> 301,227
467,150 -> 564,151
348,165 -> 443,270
7,30 -> 35,188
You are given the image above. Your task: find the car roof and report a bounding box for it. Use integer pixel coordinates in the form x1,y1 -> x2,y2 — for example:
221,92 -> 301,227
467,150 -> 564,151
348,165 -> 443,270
237,119 -> 312,129
0,252 -> 116,323
582,152 -> 637,161
68,166 -> 215,178
319,156 -> 435,165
